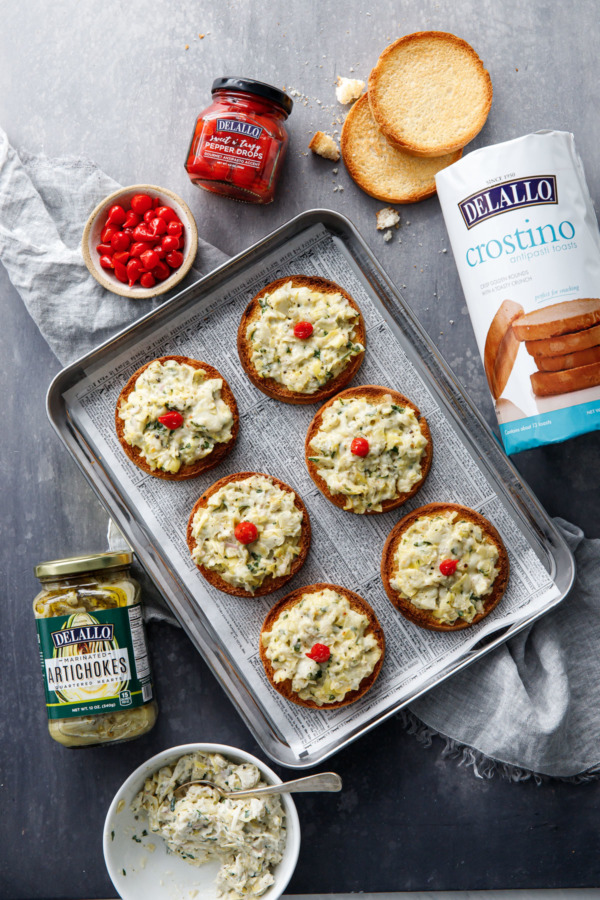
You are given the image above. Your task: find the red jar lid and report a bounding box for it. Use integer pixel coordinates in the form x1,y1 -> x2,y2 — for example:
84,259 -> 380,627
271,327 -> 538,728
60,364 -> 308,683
211,76 -> 293,115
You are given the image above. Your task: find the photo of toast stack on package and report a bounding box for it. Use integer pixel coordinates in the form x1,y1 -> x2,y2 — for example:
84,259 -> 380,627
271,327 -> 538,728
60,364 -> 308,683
436,130 -> 600,454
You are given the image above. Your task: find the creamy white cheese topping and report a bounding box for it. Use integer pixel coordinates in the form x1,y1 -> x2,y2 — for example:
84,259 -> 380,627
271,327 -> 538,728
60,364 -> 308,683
131,751 -> 286,900
190,475 -> 304,593
117,359 -> 234,474
246,281 -> 364,393
308,394 -> 427,513
262,588 -> 382,705
390,511 -> 500,624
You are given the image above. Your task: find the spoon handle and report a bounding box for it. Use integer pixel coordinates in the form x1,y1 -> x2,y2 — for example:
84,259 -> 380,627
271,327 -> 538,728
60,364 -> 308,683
228,772 -> 342,799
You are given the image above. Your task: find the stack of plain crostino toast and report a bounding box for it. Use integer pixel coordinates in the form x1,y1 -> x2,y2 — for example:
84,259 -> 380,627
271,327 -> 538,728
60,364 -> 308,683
341,31 -> 492,204
512,298 -> 600,397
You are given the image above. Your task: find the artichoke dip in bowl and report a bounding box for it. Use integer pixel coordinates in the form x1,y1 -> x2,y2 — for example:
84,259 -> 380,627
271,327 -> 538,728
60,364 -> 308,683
103,743 -> 300,900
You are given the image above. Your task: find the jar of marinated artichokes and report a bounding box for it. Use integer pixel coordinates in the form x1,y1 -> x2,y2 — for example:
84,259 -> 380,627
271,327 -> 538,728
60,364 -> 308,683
33,551 -> 158,748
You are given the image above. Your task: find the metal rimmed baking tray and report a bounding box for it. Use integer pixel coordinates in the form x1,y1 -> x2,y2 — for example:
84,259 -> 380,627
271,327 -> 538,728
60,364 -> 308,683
47,209 -> 575,768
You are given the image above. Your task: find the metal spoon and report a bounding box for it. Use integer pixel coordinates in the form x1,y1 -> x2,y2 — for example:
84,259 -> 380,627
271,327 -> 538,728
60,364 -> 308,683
173,771 -> 342,801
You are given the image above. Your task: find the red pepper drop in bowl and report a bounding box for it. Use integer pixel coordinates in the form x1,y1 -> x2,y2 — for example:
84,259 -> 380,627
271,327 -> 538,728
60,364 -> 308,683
185,77 -> 293,204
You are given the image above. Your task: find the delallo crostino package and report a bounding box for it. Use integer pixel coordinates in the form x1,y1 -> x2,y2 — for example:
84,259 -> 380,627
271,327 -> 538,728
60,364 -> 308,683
436,130 -> 600,454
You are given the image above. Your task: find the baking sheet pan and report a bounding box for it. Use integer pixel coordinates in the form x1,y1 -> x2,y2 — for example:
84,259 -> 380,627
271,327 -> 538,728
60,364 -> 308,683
47,210 -> 575,767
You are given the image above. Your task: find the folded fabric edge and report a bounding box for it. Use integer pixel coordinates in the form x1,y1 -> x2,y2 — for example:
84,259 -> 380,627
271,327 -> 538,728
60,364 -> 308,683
399,708 -> 600,784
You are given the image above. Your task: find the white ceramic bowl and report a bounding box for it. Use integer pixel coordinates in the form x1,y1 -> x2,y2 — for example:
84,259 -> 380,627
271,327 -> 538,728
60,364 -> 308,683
82,183 -> 198,299
103,743 -> 301,900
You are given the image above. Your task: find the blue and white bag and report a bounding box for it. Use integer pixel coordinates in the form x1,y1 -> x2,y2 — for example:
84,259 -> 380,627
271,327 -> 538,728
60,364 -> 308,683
436,131 -> 600,454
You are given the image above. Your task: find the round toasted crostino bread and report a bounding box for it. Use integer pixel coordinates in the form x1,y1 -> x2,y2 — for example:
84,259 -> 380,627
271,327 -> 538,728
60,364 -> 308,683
341,93 -> 462,203
368,31 -> 493,158
305,386 -> 432,514
187,472 -> 311,597
260,583 -> 385,709
237,275 -> 366,404
381,503 -> 509,631
115,356 -> 238,480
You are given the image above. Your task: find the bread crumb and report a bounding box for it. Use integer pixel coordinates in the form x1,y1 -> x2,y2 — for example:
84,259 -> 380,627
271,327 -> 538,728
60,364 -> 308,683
198,33 -> 205,39
185,44 -> 189,50
335,76 -> 365,104
309,131 -> 340,161
383,230 -> 393,242
332,167 -> 339,175
376,207 -> 400,230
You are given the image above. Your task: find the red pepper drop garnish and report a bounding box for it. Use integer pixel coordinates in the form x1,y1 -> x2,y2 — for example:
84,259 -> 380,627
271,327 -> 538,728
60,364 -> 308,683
439,558 -> 458,576
306,643 -> 330,663
350,437 -> 369,457
234,521 -> 258,544
294,321 -> 314,339
158,410 -> 184,429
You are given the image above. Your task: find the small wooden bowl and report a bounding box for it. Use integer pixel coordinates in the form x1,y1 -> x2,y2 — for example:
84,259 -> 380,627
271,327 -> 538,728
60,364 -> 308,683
81,183 -> 198,299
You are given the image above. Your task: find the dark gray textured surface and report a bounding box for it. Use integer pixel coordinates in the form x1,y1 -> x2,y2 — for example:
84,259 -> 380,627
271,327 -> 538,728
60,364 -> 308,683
2,2 -> 600,897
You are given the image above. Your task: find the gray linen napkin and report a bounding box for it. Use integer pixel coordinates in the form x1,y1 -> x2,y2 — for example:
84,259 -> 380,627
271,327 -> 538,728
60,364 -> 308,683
2,128 -> 598,779
0,126 -> 226,624
411,519 -> 600,779
0,127 -> 227,365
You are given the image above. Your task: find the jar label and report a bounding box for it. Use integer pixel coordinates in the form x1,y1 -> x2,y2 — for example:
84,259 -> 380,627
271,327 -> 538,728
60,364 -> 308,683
216,118 -> 263,139
36,604 -> 154,720
198,118 -> 269,171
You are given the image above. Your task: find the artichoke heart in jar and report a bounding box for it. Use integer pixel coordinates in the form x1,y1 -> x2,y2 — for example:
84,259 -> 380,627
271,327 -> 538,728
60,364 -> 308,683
33,551 -> 157,748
